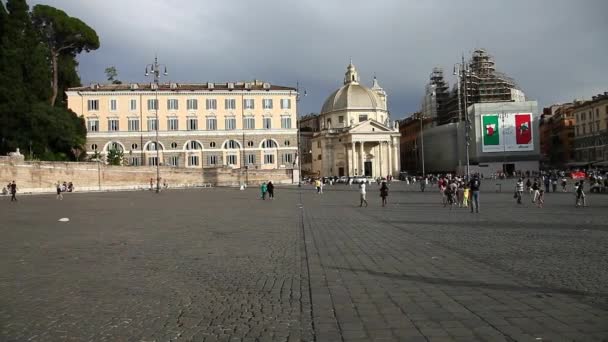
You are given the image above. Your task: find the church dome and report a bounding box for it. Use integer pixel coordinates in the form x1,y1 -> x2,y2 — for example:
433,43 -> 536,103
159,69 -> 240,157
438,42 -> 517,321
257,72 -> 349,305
321,63 -> 385,115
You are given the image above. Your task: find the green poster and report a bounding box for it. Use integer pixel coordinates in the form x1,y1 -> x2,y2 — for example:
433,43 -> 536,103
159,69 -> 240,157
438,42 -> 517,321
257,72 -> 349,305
482,115 -> 499,146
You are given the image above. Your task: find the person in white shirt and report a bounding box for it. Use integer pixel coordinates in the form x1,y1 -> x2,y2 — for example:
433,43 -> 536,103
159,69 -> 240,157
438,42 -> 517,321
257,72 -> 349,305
359,182 -> 368,207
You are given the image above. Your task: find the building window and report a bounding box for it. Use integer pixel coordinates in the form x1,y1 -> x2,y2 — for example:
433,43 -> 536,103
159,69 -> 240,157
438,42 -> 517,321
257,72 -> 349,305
339,116 -> 344,123
108,119 -> 119,132
109,142 -> 122,151
282,153 -> 293,164
148,157 -> 158,166
225,117 -> 236,130
147,99 -> 158,110
263,117 -> 272,129
187,99 -> 198,110
87,119 -> 99,132
243,117 -> 255,129
596,108 -> 599,118
207,155 -> 218,165
130,99 -> 137,111
170,142 -> 178,149
188,155 -> 199,166
262,139 -> 277,148
225,98 -> 236,110
264,154 -> 275,164
206,117 -> 217,130
226,155 -> 237,165
281,99 -> 291,109
247,141 -> 254,147
224,140 -> 239,149
147,117 -> 158,131
246,154 -> 255,165
167,99 -> 179,110
281,116 -> 292,129
244,99 -> 255,109
359,114 -> 368,122
317,154 -> 322,160
168,156 -> 179,166
110,99 -> 117,111
131,143 -> 138,150
263,99 -> 273,109
596,122 -> 600,131
146,142 -> 160,151
129,157 -> 141,166
284,140 -> 290,146
206,99 -> 217,110
187,141 -> 203,150
209,141 -> 216,148
91,143 -> 98,150
187,117 -> 198,131
317,141 -> 321,148
128,118 -> 140,132
87,99 -> 99,111
167,117 -> 179,131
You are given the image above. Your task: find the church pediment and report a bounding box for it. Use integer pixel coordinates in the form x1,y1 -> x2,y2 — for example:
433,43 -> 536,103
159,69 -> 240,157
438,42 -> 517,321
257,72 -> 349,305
348,120 -> 395,133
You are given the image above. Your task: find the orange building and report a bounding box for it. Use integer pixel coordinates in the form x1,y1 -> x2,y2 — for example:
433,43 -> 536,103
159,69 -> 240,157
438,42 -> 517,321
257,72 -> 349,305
398,113 -> 433,174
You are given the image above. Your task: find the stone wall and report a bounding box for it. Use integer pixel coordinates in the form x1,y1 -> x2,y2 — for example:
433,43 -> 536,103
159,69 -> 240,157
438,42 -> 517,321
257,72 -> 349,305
0,157 -> 294,193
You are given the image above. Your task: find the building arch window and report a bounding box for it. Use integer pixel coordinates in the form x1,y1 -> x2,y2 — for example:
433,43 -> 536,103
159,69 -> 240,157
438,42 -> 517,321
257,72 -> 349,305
247,141 -> 254,147
261,139 -> 278,149
185,140 -> 203,150
91,144 -> 98,150
145,141 -> 163,151
170,142 -> 178,149
131,143 -> 138,150
223,139 -> 241,149
209,141 -> 216,148
105,141 -> 124,152
284,140 -> 290,146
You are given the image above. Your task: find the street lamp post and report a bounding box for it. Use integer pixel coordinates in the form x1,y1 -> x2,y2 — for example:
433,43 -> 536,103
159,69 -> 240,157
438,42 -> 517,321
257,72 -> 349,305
295,82 -> 307,187
455,57 -> 471,179
145,56 -> 168,194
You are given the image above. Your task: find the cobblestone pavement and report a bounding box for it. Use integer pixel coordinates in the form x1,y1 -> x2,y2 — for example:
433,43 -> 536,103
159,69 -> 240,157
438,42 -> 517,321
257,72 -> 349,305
1,183 -> 607,341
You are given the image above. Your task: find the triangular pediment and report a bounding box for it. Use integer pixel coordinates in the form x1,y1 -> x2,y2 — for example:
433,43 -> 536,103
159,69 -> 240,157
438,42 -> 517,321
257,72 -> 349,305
348,120 -> 394,133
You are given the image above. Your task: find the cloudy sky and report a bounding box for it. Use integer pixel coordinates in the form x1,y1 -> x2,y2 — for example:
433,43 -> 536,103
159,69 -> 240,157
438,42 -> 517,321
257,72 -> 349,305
31,0 -> 608,119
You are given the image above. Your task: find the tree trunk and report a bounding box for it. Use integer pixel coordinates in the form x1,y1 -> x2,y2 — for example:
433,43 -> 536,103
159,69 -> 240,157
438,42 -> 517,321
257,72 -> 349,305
50,50 -> 58,106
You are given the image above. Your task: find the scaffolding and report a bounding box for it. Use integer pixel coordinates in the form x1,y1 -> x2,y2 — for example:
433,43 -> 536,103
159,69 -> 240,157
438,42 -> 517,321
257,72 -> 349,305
437,49 -> 524,125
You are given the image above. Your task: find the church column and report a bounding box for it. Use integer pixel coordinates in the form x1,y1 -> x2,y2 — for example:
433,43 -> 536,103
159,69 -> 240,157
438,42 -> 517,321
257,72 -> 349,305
350,142 -> 355,176
359,142 -> 365,176
379,142 -> 383,178
387,142 -> 392,178
394,138 -> 400,175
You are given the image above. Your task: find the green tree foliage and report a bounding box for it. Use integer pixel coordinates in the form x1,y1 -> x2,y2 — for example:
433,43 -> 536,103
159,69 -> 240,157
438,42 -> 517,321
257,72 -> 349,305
32,4 -> 100,106
105,66 -> 122,84
106,148 -> 124,166
0,0 -> 97,161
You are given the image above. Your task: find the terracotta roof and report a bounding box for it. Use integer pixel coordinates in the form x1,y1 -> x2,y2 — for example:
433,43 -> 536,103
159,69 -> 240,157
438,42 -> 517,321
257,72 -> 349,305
68,82 -> 296,92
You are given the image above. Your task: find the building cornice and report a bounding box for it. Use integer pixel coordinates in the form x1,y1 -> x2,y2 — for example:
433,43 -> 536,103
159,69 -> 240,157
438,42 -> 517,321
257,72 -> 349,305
67,90 -> 297,97
87,129 -> 298,139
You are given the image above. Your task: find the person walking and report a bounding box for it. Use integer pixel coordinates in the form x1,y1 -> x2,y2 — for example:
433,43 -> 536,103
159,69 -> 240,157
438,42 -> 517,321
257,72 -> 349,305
544,176 -> 551,193
359,181 -> 368,207
56,182 -> 63,200
260,182 -> 268,200
575,181 -> 586,207
525,178 -> 532,194
531,179 -> 540,203
267,181 -> 275,200
469,175 -> 480,213
10,181 -> 17,202
315,179 -> 321,194
551,177 -> 558,193
149,178 -> 154,191
537,189 -> 545,208
380,181 -> 388,207
561,177 -> 568,192
462,184 -> 470,208
515,178 -> 524,204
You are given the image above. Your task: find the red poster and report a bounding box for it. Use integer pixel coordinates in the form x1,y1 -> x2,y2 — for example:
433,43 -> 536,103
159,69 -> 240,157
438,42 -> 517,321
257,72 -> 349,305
515,114 -> 532,144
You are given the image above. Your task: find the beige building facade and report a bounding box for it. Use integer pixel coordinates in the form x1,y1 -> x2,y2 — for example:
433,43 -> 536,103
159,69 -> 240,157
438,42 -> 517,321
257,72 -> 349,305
310,63 -> 401,178
67,81 -> 299,172
573,92 -> 608,164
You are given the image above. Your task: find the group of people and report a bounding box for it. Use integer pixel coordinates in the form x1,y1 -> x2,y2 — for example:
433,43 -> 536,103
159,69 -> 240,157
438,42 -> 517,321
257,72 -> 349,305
2,181 -> 18,201
259,181 -> 275,200
435,175 -> 481,213
515,177 -> 588,208
149,178 -> 169,190
55,181 -> 75,200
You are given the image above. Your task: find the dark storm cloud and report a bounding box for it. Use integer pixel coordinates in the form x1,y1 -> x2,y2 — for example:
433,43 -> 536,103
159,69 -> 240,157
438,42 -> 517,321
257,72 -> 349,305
32,0 -> 608,118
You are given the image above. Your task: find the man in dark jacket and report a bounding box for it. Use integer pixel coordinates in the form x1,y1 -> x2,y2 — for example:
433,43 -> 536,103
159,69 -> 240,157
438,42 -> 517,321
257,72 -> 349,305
469,175 -> 481,213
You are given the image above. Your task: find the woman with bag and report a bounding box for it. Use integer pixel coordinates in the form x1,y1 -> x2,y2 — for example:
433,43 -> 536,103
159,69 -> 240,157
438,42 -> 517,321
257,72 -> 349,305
380,181 -> 389,207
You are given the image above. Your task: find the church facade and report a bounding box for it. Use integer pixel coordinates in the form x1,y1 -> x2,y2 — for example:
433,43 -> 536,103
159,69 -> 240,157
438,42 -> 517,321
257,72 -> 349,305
310,63 -> 401,178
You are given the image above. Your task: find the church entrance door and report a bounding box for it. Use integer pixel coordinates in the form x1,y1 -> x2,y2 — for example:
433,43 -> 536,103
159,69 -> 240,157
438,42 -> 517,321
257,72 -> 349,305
338,167 -> 344,177
364,161 -> 372,177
